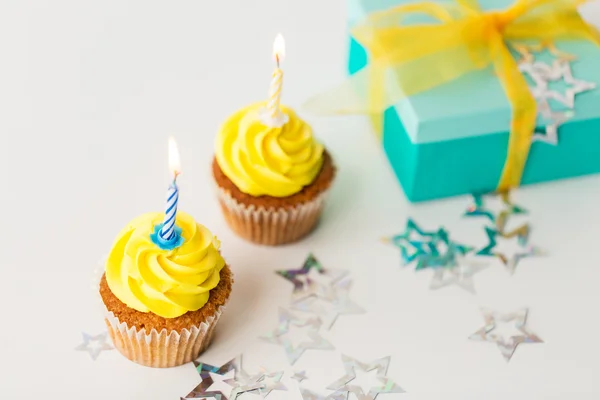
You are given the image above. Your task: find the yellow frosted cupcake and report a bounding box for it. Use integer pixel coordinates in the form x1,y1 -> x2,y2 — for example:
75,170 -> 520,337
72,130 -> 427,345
99,137 -> 232,368
212,102 -> 335,245
99,211 -> 232,368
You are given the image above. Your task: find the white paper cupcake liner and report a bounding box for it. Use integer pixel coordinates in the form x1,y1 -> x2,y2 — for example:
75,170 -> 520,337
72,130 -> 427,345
104,306 -> 224,368
96,256 -> 232,368
215,185 -> 331,245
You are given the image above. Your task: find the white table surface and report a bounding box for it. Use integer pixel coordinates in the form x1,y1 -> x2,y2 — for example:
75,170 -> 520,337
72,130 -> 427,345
3,1 -> 600,399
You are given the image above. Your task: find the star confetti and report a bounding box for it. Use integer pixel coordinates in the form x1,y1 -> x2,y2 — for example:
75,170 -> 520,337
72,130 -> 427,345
384,219 -> 471,270
75,332 -> 113,360
520,57 -> 595,109
276,254 -> 349,305
184,355 -> 264,399
252,368 -> 288,398
517,45 -> 595,147
262,308 -> 334,365
463,192 -> 527,233
291,279 -> 365,330
299,388 -> 348,400
429,255 -> 488,294
291,371 -> 308,383
413,228 -> 473,270
469,308 -> 543,362
383,218 -> 439,265
476,226 -> 541,275
532,98 -> 573,145
327,355 -> 405,399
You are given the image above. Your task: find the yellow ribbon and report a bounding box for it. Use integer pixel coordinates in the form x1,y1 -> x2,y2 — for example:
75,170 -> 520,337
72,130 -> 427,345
306,0 -> 600,191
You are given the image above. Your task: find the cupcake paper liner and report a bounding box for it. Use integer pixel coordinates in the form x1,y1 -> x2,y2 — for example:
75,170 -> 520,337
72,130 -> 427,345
215,185 -> 331,246
95,257 -> 230,368
104,306 -> 224,368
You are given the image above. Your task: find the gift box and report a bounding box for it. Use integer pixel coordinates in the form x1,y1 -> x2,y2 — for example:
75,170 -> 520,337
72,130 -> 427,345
346,0 -> 600,202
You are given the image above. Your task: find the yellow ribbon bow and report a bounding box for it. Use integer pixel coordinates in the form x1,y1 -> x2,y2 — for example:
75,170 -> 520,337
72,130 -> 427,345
307,0 -> 600,191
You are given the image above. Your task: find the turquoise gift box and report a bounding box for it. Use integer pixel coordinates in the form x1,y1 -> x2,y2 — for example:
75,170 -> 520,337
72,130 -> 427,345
347,0 -> 600,202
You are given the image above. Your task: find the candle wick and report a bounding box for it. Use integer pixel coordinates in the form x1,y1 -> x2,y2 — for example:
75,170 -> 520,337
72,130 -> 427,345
276,54 -> 280,68
173,171 -> 180,185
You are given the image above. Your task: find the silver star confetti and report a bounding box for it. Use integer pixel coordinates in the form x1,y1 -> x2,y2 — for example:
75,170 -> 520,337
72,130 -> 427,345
532,98 -> 574,145
521,58 -> 595,109
429,255 -> 488,294
476,226 -> 542,275
184,355 -> 264,399
75,331 -> 113,360
262,308 -> 334,365
463,192 -> 527,233
327,355 -> 405,399
252,369 -> 288,398
291,371 -> 308,383
519,54 -> 594,146
469,308 -> 543,362
276,254 -> 349,305
291,279 -> 365,330
299,388 -> 347,400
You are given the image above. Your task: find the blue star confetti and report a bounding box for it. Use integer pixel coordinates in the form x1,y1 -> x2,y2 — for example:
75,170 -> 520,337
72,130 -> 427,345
383,219 -> 440,265
384,219 -> 473,270
463,192 -> 527,233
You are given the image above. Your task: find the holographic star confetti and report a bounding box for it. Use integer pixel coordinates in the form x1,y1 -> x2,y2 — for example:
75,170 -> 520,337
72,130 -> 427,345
384,219 -> 472,270
291,371 -> 308,383
383,218 -> 439,265
276,254 -> 349,305
291,278 -> 364,330
469,308 -> 543,362
262,308 -> 334,365
463,192 -> 527,233
327,355 -> 405,399
252,369 -> 288,398
299,388 -> 347,400
476,226 -> 542,275
520,57 -> 595,109
184,355 -> 264,399
517,44 -> 595,147
75,331 -> 113,360
531,98 -> 574,145
429,255 -> 488,294
413,228 -> 473,270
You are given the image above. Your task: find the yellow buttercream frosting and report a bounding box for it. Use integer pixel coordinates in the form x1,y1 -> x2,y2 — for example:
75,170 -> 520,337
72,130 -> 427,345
105,211 -> 225,318
215,102 -> 324,197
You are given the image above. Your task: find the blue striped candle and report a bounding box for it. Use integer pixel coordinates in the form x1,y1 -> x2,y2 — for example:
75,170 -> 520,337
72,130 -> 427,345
159,179 -> 178,240
159,137 -> 181,242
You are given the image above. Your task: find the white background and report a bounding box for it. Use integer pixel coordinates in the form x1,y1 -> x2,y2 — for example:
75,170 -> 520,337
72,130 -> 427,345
2,0 -> 600,399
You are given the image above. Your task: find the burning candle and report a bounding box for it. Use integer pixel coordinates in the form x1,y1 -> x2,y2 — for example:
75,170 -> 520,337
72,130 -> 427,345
159,137 -> 181,242
267,34 -> 286,121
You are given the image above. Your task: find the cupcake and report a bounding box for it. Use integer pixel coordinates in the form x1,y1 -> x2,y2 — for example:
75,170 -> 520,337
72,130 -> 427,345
98,211 -> 233,368
213,102 -> 335,245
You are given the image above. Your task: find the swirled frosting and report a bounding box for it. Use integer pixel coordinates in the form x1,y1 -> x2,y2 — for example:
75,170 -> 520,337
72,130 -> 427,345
105,212 -> 225,318
215,102 -> 324,197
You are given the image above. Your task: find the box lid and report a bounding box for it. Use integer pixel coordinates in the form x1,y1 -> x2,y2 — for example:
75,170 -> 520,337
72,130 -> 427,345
348,0 -> 600,144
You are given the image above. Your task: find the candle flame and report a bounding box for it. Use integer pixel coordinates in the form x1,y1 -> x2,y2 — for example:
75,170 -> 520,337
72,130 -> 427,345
273,33 -> 285,63
168,136 -> 181,176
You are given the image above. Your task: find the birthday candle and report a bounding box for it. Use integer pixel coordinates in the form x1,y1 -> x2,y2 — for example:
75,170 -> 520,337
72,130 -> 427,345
267,34 -> 286,119
159,137 -> 181,241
